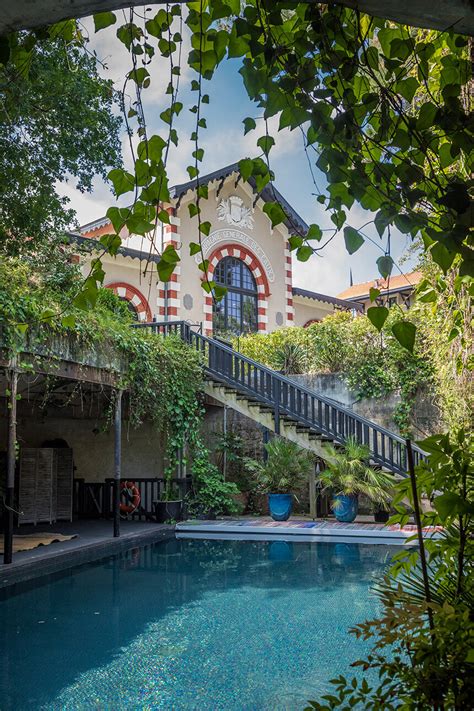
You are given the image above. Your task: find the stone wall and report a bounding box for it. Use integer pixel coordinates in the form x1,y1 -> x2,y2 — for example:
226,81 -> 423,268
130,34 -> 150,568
289,373 -> 440,436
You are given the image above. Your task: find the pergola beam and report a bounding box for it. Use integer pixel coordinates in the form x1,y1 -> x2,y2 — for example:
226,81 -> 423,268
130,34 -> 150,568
1,0 -> 473,37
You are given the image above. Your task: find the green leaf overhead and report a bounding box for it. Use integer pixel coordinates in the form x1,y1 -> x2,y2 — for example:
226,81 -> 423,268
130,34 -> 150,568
93,12 -> 116,32
367,306 -> 389,332
343,227 -> 364,255
392,320 -> 417,353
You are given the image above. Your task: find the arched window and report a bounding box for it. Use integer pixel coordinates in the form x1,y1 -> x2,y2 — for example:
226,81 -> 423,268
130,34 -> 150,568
213,256 -> 258,335
118,296 -> 139,320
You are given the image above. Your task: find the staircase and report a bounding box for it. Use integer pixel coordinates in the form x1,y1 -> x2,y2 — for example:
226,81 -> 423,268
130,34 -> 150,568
134,320 -> 425,477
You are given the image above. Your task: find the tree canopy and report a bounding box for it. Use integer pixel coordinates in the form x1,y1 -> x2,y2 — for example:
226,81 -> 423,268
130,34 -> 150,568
0,35 -> 122,255
1,3 -> 472,348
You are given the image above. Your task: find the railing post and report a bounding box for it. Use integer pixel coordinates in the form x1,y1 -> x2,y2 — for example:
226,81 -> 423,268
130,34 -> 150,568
113,389 -> 123,538
273,378 -> 281,435
3,361 -> 18,565
309,462 -> 318,521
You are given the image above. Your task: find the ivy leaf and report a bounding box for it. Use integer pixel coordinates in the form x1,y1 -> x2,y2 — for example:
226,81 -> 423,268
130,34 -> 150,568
257,135 -> 275,156
147,135 -> 166,162
395,77 -> 419,103
376,255 -> 394,279
296,245 -> 313,262
108,168 -> 135,197
343,226 -> 364,255
243,117 -> 256,135
213,285 -> 227,301
263,202 -> 286,228
288,235 -> 303,250
430,242 -> 455,273
157,245 -> 180,281
392,320 -> 417,353
94,12 -> 116,31
61,314 -> 76,329
369,287 -> 380,302
189,203 -> 200,218
199,221 -> 212,236
307,224 -> 322,241
236,159 -> 251,183
367,306 -> 389,331
99,233 -> 121,255
157,210 -> 170,224
189,242 -> 201,256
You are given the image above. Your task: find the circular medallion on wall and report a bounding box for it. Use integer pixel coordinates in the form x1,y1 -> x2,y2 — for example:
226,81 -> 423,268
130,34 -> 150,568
275,311 -> 284,326
183,293 -> 193,311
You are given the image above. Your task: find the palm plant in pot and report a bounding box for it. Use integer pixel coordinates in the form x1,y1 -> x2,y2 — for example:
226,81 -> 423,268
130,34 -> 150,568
256,437 -> 314,521
318,437 -> 394,523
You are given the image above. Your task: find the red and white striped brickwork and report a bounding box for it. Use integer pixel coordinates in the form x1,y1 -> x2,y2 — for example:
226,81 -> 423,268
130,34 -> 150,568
157,207 -> 181,319
285,241 -> 294,325
105,282 -> 152,322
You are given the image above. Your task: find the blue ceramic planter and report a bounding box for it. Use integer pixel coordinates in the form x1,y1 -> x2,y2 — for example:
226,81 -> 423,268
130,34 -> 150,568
333,494 -> 358,522
268,493 -> 293,521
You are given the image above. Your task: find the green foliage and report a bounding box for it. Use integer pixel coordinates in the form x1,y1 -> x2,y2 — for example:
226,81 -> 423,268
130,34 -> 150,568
255,437 -> 314,494
308,431 -> 474,710
318,437 -> 394,508
0,258 -> 204,475
0,38 -> 121,255
272,341 -> 307,375
236,310 -> 433,435
188,444 -> 240,516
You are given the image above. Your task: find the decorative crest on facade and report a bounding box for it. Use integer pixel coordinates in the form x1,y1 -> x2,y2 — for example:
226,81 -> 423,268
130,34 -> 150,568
217,195 -> 254,230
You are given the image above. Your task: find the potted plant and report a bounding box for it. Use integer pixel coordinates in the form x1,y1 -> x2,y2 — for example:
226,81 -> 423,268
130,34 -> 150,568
318,437 -> 394,523
154,479 -> 183,523
255,437 -> 314,521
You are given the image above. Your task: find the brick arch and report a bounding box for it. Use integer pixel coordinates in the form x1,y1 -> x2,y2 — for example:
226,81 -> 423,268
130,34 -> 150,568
304,319 -> 321,328
106,282 -> 152,322
203,244 -> 270,335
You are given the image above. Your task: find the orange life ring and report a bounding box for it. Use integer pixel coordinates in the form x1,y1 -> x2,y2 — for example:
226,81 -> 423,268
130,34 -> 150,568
120,481 -> 141,514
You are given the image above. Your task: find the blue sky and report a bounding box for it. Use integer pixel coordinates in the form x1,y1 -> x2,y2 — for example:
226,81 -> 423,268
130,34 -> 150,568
60,17 -> 417,297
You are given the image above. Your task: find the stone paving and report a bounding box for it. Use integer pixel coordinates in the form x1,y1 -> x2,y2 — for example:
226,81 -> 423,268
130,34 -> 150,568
176,516 -> 443,542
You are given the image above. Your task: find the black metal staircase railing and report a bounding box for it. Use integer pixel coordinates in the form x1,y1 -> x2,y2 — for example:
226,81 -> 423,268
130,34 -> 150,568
133,320 -> 426,477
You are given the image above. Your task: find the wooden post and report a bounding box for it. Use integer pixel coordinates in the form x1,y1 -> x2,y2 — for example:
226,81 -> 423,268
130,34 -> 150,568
3,364 -> 18,564
113,390 -> 123,538
309,462 -> 317,521
406,438 -> 434,632
273,379 -> 280,435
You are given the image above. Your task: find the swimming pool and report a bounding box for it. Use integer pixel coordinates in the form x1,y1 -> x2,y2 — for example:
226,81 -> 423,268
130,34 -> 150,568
0,538 -> 395,710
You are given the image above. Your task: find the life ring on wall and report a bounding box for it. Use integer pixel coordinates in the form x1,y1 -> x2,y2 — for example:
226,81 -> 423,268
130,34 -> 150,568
120,481 -> 141,514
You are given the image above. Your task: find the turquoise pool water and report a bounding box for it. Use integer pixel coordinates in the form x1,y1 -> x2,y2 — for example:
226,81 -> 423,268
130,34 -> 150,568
0,538 -> 395,710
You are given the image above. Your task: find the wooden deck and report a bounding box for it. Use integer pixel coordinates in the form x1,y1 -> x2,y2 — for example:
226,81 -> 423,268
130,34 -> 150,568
0,520 -> 173,589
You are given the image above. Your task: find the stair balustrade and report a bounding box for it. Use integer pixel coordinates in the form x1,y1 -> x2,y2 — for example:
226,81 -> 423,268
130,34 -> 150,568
132,320 -> 426,477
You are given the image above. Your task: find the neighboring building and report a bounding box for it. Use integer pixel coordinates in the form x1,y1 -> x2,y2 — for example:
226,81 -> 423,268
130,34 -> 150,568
337,271 -> 422,311
75,162 -> 359,335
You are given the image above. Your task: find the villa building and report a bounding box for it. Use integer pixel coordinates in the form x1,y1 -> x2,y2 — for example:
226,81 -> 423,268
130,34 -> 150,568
76,162 -> 360,334
337,270 -> 422,311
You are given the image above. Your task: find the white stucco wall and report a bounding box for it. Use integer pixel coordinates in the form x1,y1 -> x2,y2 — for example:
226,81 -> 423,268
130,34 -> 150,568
292,298 -> 335,326
0,417 -> 165,483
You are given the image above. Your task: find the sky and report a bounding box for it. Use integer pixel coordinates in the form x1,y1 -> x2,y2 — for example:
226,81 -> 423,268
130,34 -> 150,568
59,13 -> 418,297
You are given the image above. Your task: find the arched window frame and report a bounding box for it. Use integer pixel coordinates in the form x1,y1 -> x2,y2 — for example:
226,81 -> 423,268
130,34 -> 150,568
105,282 -> 152,322
204,244 -> 270,336
212,256 -> 258,335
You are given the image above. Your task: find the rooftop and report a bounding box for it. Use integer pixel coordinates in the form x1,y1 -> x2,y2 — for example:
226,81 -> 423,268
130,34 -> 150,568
292,287 -> 363,312
80,161 -> 309,237
337,271 -> 422,301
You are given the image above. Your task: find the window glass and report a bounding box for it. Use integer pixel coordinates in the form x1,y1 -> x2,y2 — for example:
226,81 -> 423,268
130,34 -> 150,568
212,256 -> 258,335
